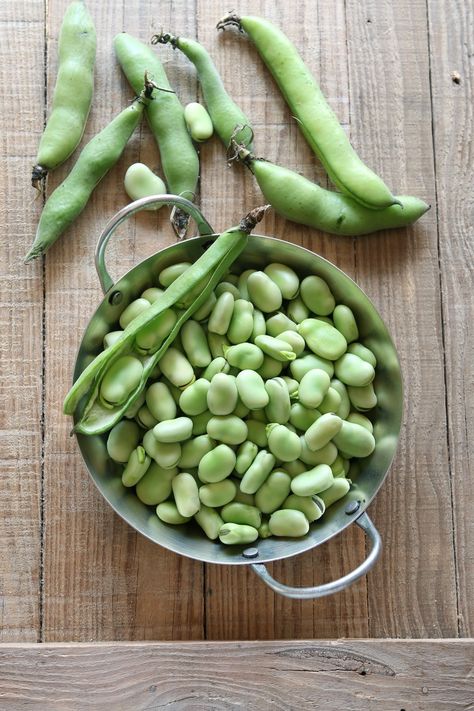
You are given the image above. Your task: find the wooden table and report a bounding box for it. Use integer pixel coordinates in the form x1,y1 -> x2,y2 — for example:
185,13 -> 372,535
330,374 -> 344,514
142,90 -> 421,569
1,0 -> 473,706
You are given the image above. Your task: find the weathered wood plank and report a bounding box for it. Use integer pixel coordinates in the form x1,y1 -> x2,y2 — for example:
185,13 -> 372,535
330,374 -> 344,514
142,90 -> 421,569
0,640 -> 472,710
428,0 -> 474,637
196,0 -> 367,639
0,0 -> 44,642
42,0 -> 204,641
345,0 -> 458,637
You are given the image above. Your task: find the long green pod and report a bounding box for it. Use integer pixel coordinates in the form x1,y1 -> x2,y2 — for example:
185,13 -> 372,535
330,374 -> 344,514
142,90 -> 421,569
114,32 -> 200,238
63,207 -> 267,434
153,32 -> 254,153
218,13 -> 397,210
237,150 -> 429,236
26,79 -> 154,262
32,1 -> 96,187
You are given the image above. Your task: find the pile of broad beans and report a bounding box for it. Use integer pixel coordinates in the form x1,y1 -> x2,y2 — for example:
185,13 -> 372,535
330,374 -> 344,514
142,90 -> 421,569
103,261 -> 377,545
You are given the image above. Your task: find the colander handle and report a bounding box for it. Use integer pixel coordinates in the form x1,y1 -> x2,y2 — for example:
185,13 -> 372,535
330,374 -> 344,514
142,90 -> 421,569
95,194 -> 215,294
251,512 -> 381,600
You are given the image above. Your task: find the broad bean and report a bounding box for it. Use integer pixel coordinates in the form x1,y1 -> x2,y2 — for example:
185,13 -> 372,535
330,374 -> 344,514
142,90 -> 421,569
283,494 -> 324,522
278,330 -> 306,356
146,382 -> 177,421
299,438 -> 338,466
156,501 -> 191,524
153,416 -> 193,443
240,450 -> 275,494
333,421 -> 376,458
330,379 -> 351,419
194,505 -> 223,540
265,312 -> 298,337
318,386 -> 342,414
347,342 -> 377,367
251,309 -> 267,340
199,479 -> 236,507
346,412 -> 374,432
246,419 -> 268,447
215,281 -> 241,300
265,377 -> 291,423
224,342 -> 264,370
264,263 -> 299,299
347,384 -> 377,411
178,434 -> 215,468
235,440 -> 259,475
107,420 -> 140,463
198,443 -> 236,482
290,353 -> 334,381
247,271 -> 283,312
255,470 -> 291,513
134,308 -> 178,355
100,356 -> 143,409
291,463 -> 334,496
254,334 -> 296,362
333,305 -> 359,343
298,318 -> 347,360
103,330 -> 124,349
179,378 -> 210,416
136,405 -> 158,429
256,355 -> 284,379
227,299 -> 254,344
184,101 -> 214,141
207,373 -> 238,415
219,522 -> 258,545
136,463 -> 177,505
289,403 -> 320,431
159,262 -> 192,287
287,296 -> 309,324
300,276 -> 335,316
236,370 -> 269,409
208,291 -> 235,335
334,353 -> 375,387
298,368 -> 331,408
304,413 -> 342,452
172,472 -> 200,517
207,332 -> 230,359
269,509 -> 309,537
181,320 -> 212,367
203,357 -> 230,380
222,502 -> 261,528
318,477 -> 351,508
267,423 -> 301,462
193,291 -> 217,321
143,431 -> 181,469
159,347 -> 195,389
122,446 -> 151,487
124,163 -> 166,206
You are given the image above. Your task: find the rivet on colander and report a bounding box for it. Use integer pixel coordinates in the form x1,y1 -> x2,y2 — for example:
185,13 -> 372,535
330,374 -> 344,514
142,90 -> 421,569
242,547 -> 259,559
345,500 -> 360,515
108,290 -> 123,306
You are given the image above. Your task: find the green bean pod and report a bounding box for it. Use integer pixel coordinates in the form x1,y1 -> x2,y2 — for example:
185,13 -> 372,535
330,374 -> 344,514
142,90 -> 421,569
114,33 -> 199,237
103,331 -> 124,350
32,1 -> 96,187
65,174 -> 267,438
154,33 -> 254,152
235,151 -> 430,237
218,14 -> 399,210
27,80 -> 156,262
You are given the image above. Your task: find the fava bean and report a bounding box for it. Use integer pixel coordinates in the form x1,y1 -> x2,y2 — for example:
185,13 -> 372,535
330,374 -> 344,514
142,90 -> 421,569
246,419 -> 268,447
219,522 -> 258,545
198,443 -> 236,482
104,330 -> 124,349
159,262 -> 192,287
136,463 -> 177,505
289,403 -> 320,431
254,334 -> 296,362
232,486 -> 255,505
227,299 -> 254,344
194,505 -> 223,540
153,416 -> 193,442
299,438 -> 338,466
146,382 -> 177,421
172,472 -> 200,517
278,330 -> 306,356
346,412 -> 374,432
134,308 -> 178,355
179,378 -> 210,416
333,305 -> 359,343
333,421 -> 376,457
184,101 -> 213,141
207,332 -> 230,359
203,356 -> 230,380
258,521 -> 272,538
240,449 -> 275,494
235,440 -> 259,475
224,342 -> 264,370
305,413 -> 342,452
136,404 -> 158,429
331,454 -> 346,477
247,271 -> 283,312
265,378 -> 291,424
282,376 -> 299,398
318,477 -> 351,508
347,342 -> 377,367
199,479 -> 236,507
298,368 -> 331,409
283,459 -> 307,478
141,287 -> 164,303
233,400 -> 250,418
191,409 -> 213,435
269,509 -> 309,537
221,502 -> 261,528
287,296 -> 309,324
215,281 -> 241,300
334,353 -> 375,387
143,432 -> 182,469
192,291 -> 217,321
290,353 -> 334,381
251,309 -> 267,340
300,276 -> 335,316
330,379 -> 351,419
237,269 -> 255,300
236,370 -> 269,409
298,319 -> 347,360
283,494 -> 324,522
291,463 -> 334,496
181,320 -> 212,367
267,423 -> 301,462
318,386 -> 342,414
264,263 -> 299,299
265,312 -> 298,338
347,384 -> 377,411
256,355 -> 284,379
207,373 -> 238,415
124,163 -> 166,206
178,434 -> 215,468
208,291 -> 235,335
159,347 -> 195,389
122,446 -> 151,487
255,469 -> 291,513
107,420 -> 140,463
156,501 -> 191,524
100,356 -> 143,409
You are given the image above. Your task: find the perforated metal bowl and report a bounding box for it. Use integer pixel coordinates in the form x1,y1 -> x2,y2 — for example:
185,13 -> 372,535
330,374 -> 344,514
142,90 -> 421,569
73,195 -> 402,599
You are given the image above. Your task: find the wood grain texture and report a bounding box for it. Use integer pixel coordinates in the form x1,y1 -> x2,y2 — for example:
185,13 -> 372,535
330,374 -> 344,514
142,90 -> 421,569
427,0 -> 474,637
0,640 -> 472,710
0,0 -> 44,641
345,0 -> 458,637
41,0 -> 204,641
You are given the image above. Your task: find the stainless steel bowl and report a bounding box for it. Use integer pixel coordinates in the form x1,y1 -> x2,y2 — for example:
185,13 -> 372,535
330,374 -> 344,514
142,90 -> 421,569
73,195 -> 403,599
